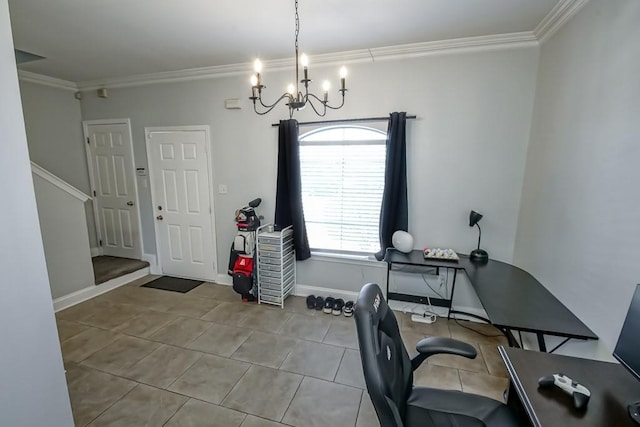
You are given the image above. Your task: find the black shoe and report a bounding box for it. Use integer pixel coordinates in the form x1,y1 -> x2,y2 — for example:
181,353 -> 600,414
306,295 -> 317,309
332,298 -> 345,315
323,297 -> 335,314
343,301 -> 354,317
314,296 -> 325,310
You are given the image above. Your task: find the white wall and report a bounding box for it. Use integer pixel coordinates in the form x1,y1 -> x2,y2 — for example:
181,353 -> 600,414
514,0 -> 640,359
33,172 -> 94,299
80,45 -> 539,299
20,81 -> 98,248
0,1 -> 73,424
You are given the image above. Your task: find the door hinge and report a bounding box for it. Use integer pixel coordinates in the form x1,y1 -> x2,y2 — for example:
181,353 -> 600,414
93,190 -> 97,197
87,137 -> 90,145
99,239 -> 103,247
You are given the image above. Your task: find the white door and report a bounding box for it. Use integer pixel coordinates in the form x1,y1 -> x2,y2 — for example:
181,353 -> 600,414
85,120 -> 142,259
146,127 -> 216,280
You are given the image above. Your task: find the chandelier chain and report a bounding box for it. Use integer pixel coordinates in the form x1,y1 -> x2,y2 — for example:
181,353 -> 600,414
294,0 -> 299,54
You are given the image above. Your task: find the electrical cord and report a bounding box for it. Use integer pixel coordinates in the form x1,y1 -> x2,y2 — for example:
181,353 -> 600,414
444,267 -> 502,337
421,273 -> 445,299
450,316 -> 504,337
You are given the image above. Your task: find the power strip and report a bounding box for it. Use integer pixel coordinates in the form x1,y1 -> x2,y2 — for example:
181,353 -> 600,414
411,313 -> 436,324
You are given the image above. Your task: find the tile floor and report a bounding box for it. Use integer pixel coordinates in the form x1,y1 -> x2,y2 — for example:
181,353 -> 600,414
56,276 -> 510,426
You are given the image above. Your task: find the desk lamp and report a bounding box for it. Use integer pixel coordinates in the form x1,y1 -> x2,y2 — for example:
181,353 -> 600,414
469,210 -> 489,263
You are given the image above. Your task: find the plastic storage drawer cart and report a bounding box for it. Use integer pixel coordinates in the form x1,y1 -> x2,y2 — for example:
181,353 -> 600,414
256,224 -> 296,308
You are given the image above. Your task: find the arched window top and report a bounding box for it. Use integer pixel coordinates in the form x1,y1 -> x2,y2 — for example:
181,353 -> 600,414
300,125 -> 386,142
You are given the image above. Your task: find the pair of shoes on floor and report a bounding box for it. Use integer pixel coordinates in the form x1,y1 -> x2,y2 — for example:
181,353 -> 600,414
306,295 -> 325,310
306,295 -> 354,317
343,301 -> 354,317
323,297 -> 344,315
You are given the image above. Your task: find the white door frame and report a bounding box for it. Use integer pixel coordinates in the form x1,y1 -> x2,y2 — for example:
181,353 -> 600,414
83,118 -> 144,259
145,125 -> 218,280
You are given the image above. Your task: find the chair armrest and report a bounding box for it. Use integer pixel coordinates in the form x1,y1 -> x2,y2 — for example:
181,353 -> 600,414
410,336 -> 477,371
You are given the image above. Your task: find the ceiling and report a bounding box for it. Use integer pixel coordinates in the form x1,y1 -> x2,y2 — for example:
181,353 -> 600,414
9,0 -> 560,83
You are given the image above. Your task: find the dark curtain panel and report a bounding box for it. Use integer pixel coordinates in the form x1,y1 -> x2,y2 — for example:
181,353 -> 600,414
275,119 -> 311,260
375,112 -> 408,261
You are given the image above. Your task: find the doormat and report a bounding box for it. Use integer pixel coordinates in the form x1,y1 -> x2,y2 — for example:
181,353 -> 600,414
141,276 -> 204,293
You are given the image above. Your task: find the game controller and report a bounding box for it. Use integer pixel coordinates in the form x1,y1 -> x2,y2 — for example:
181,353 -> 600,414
538,373 -> 591,410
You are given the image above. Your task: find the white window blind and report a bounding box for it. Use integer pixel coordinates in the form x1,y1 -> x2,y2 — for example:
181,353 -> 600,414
299,126 -> 387,255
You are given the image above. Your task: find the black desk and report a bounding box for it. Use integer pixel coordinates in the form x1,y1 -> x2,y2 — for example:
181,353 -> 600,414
384,249 -> 597,351
500,346 -> 640,427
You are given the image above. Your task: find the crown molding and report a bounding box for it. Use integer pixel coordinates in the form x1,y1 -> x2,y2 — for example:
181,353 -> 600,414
76,31 -> 537,91
18,70 -> 78,91
77,62 -> 252,91
370,32 -> 537,61
534,0 -> 590,44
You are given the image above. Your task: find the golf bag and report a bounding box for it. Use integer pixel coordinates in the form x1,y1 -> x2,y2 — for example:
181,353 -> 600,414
228,198 -> 262,301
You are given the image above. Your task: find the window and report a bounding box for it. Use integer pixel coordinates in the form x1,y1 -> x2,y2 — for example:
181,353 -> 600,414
299,125 -> 386,255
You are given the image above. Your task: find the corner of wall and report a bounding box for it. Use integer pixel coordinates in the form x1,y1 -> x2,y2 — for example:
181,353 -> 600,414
142,253 -> 161,275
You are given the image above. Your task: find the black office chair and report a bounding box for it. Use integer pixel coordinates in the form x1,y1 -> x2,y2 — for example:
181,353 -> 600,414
355,283 -> 521,427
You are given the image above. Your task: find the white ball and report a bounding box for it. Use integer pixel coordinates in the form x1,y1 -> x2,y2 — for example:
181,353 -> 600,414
392,230 -> 414,253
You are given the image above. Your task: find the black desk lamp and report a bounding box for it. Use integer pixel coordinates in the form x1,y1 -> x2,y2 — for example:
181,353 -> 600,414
469,210 -> 489,263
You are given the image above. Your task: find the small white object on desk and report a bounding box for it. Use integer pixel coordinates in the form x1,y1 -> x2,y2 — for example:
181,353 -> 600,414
423,247 -> 459,261
392,230 -> 414,253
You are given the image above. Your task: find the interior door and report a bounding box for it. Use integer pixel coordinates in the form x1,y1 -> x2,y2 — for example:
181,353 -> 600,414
146,128 -> 216,280
85,121 -> 142,259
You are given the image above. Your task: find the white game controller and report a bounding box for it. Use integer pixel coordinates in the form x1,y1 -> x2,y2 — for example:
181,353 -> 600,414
538,373 -> 591,410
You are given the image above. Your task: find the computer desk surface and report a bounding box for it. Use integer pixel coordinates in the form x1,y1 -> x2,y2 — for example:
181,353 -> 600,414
385,249 -> 597,350
500,346 -> 640,427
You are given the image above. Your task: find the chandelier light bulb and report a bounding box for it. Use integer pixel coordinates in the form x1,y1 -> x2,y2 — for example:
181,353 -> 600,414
250,74 -> 258,86
322,80 -> 330,92
253,59 -> 263,73
300,53 -> 309,68
339,66 -> 348,78
287,84 -> 296,95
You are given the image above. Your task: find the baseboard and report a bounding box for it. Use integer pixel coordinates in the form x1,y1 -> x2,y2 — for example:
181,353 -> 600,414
53,267 -> 150,312
141,253 -> 161,275
90,247 -> 102,257
294,283 -> 359,302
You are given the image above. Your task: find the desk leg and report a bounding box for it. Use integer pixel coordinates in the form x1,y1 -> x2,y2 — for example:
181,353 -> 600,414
447,268 -> 458,320
537,333 -> 547,352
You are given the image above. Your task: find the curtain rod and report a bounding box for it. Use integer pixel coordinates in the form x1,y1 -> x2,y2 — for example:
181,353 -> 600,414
270,115 -> 417,127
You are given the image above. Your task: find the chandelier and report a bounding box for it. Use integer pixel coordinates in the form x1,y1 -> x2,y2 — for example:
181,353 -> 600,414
249,0 -> 348,118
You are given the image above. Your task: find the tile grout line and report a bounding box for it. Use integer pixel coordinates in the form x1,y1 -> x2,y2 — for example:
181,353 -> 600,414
332,347 -> 348,382
217,362 -> 254,408
280,374 -> 306,424
353,389 -> 365,427
160,395 -> 190,427
80,380 -> 139,426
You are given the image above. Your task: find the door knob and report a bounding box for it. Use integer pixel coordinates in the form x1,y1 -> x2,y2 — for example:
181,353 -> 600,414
126,201 -> 135,206
156,215 -> 164,220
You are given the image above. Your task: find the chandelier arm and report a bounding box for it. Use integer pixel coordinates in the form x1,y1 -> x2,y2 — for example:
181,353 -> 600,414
324,93 -> 346,110
252,104 -> 275,116
254,93 -> 294,115
305,95 -> 328,117
258,92 -> 292,110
